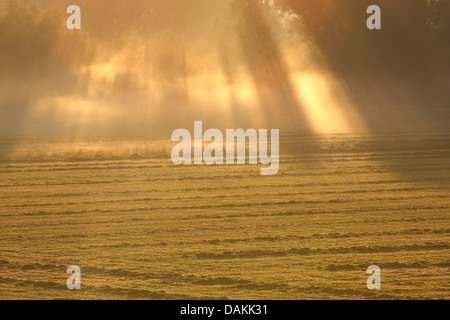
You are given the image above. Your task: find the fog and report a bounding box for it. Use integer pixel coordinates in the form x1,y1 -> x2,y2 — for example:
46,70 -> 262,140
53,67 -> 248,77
0,0 -> 448,138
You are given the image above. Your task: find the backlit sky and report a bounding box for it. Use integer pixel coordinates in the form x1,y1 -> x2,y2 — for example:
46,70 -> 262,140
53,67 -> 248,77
0,0 -> 447,137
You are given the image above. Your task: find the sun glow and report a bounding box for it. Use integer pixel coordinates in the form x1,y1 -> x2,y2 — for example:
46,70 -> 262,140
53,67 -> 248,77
0,0 -> 371,137
292,71 -> 366,132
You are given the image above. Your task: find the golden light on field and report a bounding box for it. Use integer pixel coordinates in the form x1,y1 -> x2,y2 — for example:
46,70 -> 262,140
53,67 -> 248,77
0,0 -> 449,301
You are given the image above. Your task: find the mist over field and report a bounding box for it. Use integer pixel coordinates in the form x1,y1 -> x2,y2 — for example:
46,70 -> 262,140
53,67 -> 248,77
1,132 -> 449,299
0,0 -> 449,300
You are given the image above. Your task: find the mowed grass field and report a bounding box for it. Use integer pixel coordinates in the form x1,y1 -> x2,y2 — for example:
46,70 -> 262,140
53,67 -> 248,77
0,132 -> 449,299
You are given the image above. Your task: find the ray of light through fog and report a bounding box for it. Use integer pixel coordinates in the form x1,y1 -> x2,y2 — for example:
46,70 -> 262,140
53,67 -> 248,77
1,0 -> 368,137
0,0 -> 449,301
0,0 -> 448,141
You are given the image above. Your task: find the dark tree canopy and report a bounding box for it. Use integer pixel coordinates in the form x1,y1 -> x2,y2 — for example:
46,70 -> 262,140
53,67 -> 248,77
275,0 -> 450,106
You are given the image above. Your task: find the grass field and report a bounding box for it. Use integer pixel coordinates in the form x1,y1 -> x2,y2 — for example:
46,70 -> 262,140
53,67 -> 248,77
0,132 -> 449,299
